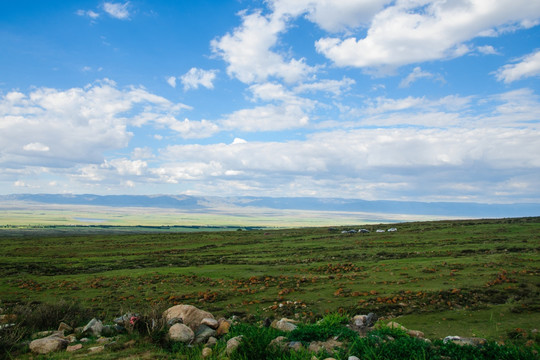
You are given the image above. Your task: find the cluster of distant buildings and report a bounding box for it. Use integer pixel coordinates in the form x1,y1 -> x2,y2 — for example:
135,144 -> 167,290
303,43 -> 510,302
341,227 -> 397,234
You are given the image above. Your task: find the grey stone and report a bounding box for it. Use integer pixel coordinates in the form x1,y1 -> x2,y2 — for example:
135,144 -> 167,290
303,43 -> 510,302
29,335 -> 68,354
272,319 -> 297,332
194,324 -> 217,344
226,335 -> 243,355
168,323 -> 194,343
163,304 -> 214,331
201,317 -> 219,329
82,318 -> 103,337
269,336 -> 288,351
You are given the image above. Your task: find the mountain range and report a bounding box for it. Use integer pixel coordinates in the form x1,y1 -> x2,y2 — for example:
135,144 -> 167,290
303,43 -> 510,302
2,194 -> 539,219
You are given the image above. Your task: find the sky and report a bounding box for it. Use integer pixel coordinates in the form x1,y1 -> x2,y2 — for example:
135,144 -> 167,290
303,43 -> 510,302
1,0 -> 540,203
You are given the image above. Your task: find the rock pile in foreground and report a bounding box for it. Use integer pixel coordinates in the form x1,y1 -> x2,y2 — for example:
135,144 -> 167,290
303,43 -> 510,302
20,303 -> 491,358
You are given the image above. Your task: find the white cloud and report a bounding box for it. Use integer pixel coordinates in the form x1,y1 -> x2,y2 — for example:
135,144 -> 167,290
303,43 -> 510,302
154,125 -> 540,200
104,158 -> 147,176
399,67 -> 444,88
494,49 -> 540,83
76,9 -> 100,19
103,2 -> 130,20
477,45 -> 500,55
180,68 -> 218,91
211,10 -> 315,84
293,77 -> 355,96
0,80 -> 191,168
315,0 -> 540,68
166,76 -> 177,88
23,142 -> 50,152
270,0 -> 391,32
221,103 -> 309,132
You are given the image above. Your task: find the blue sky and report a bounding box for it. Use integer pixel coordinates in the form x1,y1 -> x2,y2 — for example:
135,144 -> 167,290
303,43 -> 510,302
1,0 -> 539,203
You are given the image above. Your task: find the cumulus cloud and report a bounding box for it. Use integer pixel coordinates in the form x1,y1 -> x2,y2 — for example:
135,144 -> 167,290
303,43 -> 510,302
269,0 -> 391,32
0,80 -> 191,169
180,68 -> 218,91
103,2 -> 130,20
494,49 -> 540,83
211,10 -> 315,84
154,124 -> 540,200
315,0 -> 540,69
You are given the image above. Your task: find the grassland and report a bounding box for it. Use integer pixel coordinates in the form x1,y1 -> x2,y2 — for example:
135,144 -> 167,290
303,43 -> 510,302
1,216 -> 538,348
0,201 -> 441,227
0,217 -> 540,356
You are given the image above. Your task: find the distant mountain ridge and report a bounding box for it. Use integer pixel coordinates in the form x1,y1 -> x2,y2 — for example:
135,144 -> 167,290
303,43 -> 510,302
2,193 -> 539,218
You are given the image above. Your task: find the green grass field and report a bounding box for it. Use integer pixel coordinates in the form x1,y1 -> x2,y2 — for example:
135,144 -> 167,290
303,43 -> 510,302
1,216 -> 538,347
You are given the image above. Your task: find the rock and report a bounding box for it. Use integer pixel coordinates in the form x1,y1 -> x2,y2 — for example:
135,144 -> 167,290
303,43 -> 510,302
272,319 -> 297,332
202,347 -> 213,358
289,341 -> 303,351
387,321 -> 407,331
58,322 -> 73,333
353,315 -> 367,327
269,336 -> 288,351
308,339 -> 342,353
65,334 -> 77,343
29,335 -> 68,354
82,318 -> 104,337
206,336 -> 217,347
97,337 -> 113,344
323,358 -> 337,360
201,317 -> 219,329
167,317 -> 183,326
88,345 -> 105,353
308,341 -> 323,352
443,336 -> 487,346
408,329 -> 425,338
216,318 -> 231,336
79,337 -> 90,343
66,344 -> 83,352
163,304 -> 214,331
348,357 -> 360,360
226,335 -> 243,355
366,312 -> 378,327
168,323 -> 194,343
194,324 -> 217,344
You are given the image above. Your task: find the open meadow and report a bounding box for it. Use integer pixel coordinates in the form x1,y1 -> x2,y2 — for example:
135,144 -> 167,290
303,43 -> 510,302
1,217 -> 539,359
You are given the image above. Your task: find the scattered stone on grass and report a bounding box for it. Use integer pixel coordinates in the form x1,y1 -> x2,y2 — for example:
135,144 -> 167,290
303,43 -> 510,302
216,318 -> 231,336
163,304 -> 214,331
88,345 -> 105,353
443,336 -> 487,346
226,335 -> 243,355
83,318 -> 104,337
194,324 -> 217,344
66,343 -> 83,352
29,335 -> 68,354
202,347 -> 213,358
269,336 -> 288,351
272,318 -> 297,332
58,322 -> 73,333
168,323 -> 195,343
